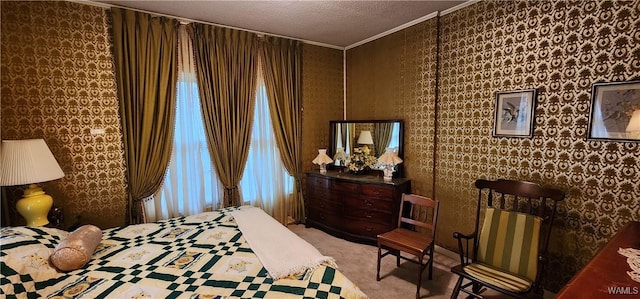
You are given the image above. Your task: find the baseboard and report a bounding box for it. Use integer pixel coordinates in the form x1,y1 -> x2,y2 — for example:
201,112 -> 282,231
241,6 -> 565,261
435,244 -> 459,260
434,245 -> 557,298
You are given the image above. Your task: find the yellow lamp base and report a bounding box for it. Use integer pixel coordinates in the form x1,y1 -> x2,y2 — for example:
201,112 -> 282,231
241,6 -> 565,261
16,184 -> 53,227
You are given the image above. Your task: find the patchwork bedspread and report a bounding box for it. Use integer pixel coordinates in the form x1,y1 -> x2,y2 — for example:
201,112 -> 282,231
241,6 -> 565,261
0,207 -> 366,298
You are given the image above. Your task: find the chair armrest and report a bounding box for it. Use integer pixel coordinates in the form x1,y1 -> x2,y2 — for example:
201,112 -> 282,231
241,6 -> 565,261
453,231 -> 476,265
453,231 -> 475,240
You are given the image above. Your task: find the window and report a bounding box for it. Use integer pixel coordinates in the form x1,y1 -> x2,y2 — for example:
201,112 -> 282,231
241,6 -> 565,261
388,122 -> 400,152
239,73 -> 294,216
147,66 -> 223,222
148,38 -> 292,220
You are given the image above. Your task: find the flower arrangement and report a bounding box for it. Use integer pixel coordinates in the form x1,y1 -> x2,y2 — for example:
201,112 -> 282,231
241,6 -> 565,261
347,147 -> 377,173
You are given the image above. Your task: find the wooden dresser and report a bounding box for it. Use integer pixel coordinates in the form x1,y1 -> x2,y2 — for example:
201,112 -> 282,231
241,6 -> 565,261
305,170 -> 411,245
556,221 -> 640,299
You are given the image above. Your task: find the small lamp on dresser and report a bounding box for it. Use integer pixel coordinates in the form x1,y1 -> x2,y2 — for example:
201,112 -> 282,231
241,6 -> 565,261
312,149 -> 333,174
333,147 -> 347,166
377,148 -> 403,182
0,139 -> 65,226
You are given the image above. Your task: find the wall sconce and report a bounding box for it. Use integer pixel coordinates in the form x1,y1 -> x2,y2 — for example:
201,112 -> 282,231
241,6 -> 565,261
312,149 -> 333,174
0,139 -> 65,226
377,148 -> 403,182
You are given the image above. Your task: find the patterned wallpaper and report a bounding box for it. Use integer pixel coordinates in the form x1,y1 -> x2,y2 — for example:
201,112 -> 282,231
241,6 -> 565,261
1,1 -> 127,228
301,44 -> 344,172
347,0 -> 640,292
347,19 -> 439,200
439,0 -> 640,290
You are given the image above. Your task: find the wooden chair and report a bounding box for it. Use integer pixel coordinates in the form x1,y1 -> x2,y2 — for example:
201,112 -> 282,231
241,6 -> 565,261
450,179 -> 565,299
377,193 -> 440,299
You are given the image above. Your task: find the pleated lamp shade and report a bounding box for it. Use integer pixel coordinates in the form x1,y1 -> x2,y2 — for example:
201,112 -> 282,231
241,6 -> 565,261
333,147 -> 347,161
0,139 -> 64,186
312,149 -> 333,165
378,148 -> 403,165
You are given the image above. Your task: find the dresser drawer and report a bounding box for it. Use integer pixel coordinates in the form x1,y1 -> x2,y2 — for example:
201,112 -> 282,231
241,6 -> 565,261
362,184 -> 394,198
307,207 -> 342,228
307,175 -> 330,189
333,180 -> 362,194
344,208 -> 393,226
344,195 -> 393,211
307,187 -> 331,202
343,220 -> 390,237
308,197 -> 340,213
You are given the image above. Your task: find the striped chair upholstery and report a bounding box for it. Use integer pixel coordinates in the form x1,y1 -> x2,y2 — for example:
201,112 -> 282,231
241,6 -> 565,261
463,208 -> 542,292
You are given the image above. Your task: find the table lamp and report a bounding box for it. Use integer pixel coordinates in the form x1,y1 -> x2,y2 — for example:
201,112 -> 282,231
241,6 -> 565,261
377,148 -> 403,182
312,149 -> 333,174
0,139 -> 65,226
357,130 -> 374,155
333,147 -> 347,166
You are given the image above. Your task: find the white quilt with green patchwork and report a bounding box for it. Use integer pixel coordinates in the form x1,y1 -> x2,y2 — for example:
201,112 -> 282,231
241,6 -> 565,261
0,207 -> 366,299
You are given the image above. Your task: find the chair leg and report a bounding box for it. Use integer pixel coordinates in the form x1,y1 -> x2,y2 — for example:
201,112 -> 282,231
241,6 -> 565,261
472,282 -> 481,294
427,249 -> 434,280
416,254 -> 424,299
450,276 -> 463,299
376,246 -> 382,281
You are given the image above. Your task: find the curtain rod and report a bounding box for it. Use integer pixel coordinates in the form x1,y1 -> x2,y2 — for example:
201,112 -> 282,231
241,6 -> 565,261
69,0 -> 344,50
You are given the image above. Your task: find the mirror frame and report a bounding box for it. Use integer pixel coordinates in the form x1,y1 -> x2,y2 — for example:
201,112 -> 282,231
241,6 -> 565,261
328,119 -> 404,178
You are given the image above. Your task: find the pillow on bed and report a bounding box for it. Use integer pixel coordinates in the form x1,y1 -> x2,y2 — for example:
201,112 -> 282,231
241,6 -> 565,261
50,225 -> 102,272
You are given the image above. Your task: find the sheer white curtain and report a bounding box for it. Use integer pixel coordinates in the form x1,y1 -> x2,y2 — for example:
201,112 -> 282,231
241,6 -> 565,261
240,68 -> 294,222
145,26 -> 223,222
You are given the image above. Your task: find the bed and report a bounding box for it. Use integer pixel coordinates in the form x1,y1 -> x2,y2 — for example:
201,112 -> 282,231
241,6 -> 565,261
0,206 -> 367,298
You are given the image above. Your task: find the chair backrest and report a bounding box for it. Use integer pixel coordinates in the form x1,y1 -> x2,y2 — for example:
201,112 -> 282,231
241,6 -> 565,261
398,193 -> 439,239
472,179 -> 565,285
476,207 -> 542,281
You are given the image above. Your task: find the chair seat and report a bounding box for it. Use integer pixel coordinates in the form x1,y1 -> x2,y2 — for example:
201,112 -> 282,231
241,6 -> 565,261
378,228 -> 433,254
462,262 -> 533,293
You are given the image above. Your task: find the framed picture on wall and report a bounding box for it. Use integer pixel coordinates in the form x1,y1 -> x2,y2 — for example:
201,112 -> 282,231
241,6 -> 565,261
493,89 -> 537,138
587,80 -> 640,142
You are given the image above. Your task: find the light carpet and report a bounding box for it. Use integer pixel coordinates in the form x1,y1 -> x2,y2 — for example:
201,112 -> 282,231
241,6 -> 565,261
288,224 -> 517,299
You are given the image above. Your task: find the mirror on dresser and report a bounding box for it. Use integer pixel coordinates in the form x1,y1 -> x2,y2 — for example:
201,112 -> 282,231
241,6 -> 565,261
328,119 -> 404,178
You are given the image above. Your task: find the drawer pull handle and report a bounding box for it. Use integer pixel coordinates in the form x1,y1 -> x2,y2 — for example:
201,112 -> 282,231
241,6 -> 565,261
366,214 -> 372,219
366,227 -> 373,232
365,200 -> 373,206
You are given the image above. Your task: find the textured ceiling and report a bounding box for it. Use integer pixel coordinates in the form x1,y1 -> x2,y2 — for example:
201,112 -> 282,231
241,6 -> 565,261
91,1 -> 467,48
